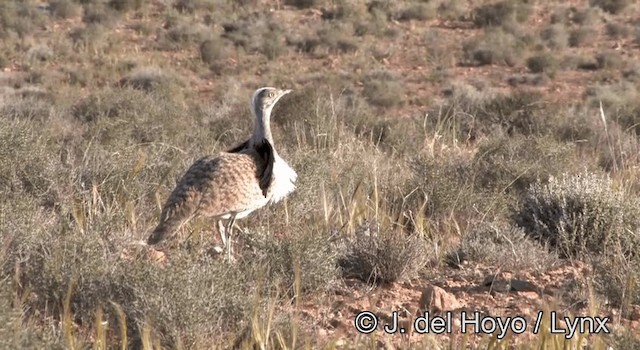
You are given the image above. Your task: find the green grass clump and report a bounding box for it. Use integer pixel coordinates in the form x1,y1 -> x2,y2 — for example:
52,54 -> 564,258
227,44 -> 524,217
513,172 -> 640,258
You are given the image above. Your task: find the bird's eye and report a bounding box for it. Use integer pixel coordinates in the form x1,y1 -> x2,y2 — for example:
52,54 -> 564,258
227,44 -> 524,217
268,91 -> 275,98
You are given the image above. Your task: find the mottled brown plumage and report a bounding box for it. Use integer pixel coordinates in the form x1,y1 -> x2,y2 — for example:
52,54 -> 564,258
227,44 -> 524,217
146,87 -> 295,260
147,140 -> 274,247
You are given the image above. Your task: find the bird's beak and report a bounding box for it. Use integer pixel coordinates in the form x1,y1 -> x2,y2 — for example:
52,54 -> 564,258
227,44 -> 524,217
282,89 -> 292,95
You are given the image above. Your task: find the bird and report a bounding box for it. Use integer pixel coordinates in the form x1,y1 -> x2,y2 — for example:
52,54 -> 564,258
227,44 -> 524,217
146,87 -> 297,261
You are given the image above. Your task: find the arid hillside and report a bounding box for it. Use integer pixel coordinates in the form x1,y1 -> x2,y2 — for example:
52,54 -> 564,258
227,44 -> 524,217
1,0 -> 640,349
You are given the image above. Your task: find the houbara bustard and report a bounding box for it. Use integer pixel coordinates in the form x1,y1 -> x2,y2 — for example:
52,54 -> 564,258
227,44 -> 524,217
146,87 -> 297,261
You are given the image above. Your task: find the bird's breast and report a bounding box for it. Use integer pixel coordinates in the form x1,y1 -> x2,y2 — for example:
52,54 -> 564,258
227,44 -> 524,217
268,155 -> 297,204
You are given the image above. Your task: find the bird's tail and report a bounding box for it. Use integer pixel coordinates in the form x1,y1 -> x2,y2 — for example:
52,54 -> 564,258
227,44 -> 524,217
146,207 -> 195,246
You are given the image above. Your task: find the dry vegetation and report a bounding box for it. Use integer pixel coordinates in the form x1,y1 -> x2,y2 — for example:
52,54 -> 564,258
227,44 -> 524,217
1,0 -> 640,349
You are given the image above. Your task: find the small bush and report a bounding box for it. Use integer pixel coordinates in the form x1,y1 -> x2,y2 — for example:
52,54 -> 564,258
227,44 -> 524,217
472,0 -> 531,28
526,53 -> 558,75
199,38 -> 226,66
247,229 -> 340,295
462,28 -> 527,66
164,23 -> 211,49
362,70 -> 405,108
589,0 -> 629,14
596,50 -> 624,70
284,0 -> 319,9
472,134 -> 575,195
119,67 -> 181,93
174,0 -> 216,13
605,22 -> 630,39
339,226 -> 430,284
396,2 -> 437,21
109,0 -> 143,12
569,27 -> 594,47
570,7 -> 602,25
592,254 -> 640,307
541,24 -> 569,50
513,172 -> 640,258
49,0 -> 81,18
82,3 -> 118,25
458,222 -> 558,272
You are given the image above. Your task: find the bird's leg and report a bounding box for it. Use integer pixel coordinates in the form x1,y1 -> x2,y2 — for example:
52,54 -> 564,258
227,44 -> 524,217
217,220 -> 227,247
225,215 -> 237,262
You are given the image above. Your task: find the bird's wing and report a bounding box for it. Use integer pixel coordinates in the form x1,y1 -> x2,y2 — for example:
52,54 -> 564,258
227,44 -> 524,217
227,139 -> 250,153
254,138 -> 275,197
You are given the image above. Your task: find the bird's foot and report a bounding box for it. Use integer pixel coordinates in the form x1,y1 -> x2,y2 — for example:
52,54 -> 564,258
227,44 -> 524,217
147,247 -> 167,265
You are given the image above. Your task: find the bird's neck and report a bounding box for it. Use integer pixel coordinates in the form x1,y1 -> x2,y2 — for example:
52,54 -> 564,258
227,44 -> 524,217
251,106 -> 275,146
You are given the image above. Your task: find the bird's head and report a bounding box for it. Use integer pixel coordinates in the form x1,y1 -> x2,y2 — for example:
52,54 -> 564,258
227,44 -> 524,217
250,87 -> 292,117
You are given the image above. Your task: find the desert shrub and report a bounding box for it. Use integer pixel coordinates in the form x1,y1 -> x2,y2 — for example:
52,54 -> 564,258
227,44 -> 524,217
119,66 -> 182,93
82,3 -> 118,25
434,90 -> 552,140
339,226 -> 430,284
164,22 -> 211,49
541,24 -> 569,50
396,2 -> 437,21
513,172 -> 640,258
473,135 -> 577,195
570,7 -> 602,25
507,73 -> 548,87
592,254 -> 640,307
173,0 -> 216,13
597,123 -> 640,172
605,22 -> 630,39
437,0 -> 467,21
109,0 -> 143,12
49,0 -> 81,18
316,25 -> 360,54
589,0 -> 629,14
69,24 -> 108,52
0,1 -> 47,38
0,93 -> 55,121
246,228 -> 340,295
457,222 -> 558,272
321,0 -> 363,20
284,0 -> 319,9
0,282 -> 64,349
71,87 -> 190,146
526,53 -> 559,75
569,27 -> 594,47
260,29 -> 286,60
462,28 -> 527,66
595,50 -> 624,70
199,38 -> 227,66
584,81 -> 639,111
472,0 -> 531,28
362,70 -> 404,108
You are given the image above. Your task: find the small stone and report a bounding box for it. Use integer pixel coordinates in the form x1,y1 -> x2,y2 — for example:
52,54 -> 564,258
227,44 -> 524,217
510,279 -> 538,292
419,285 -> 461,313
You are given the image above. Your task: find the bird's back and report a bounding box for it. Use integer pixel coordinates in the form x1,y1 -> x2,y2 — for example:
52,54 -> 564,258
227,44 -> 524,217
147,146 -> 272,245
